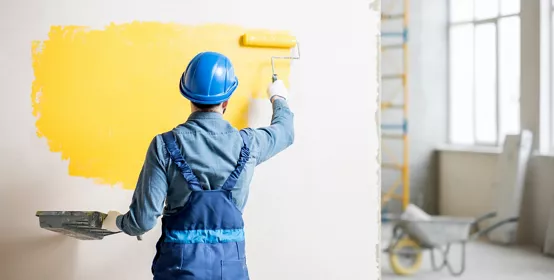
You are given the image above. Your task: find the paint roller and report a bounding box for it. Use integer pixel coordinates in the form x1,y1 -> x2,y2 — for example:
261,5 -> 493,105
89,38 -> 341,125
240,32 -> 300,82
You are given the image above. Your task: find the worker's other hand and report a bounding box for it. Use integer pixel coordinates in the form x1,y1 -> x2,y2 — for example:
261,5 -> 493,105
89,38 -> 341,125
268,79 -> 288,101
102,210 -> 122,232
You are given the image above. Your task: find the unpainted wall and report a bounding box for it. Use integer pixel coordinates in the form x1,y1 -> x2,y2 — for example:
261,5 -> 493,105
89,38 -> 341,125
439,150 -> 554,247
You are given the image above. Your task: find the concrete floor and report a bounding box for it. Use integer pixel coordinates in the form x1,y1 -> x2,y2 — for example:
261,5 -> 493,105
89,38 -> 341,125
381,224 -> 554,280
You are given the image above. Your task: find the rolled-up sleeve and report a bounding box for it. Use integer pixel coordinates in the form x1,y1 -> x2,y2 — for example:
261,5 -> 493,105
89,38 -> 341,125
116,136 -> 168,236
251,99 -> 295,165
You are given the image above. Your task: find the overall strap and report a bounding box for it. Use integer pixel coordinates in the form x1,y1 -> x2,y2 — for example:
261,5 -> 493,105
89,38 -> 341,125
161,131 -> 203,192
221,130 -> 251,191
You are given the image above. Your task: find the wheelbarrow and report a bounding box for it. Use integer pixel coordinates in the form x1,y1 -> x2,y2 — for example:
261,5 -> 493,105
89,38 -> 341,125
384,211 -> 518,276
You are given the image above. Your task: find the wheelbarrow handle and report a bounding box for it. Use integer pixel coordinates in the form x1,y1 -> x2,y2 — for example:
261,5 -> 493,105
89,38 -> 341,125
472,211 -> 497,232
471,216 -> 519,240
474,211 -> 497,223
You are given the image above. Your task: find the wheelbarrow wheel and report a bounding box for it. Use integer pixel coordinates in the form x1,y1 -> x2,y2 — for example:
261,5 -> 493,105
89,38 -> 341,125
389,238 -> 423,276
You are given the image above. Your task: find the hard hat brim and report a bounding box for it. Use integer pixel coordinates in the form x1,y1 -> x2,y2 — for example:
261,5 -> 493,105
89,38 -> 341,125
180,78 -> 239,105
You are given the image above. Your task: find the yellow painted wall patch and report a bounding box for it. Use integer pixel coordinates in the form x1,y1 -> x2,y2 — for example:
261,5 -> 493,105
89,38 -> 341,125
31,22 -> 292,190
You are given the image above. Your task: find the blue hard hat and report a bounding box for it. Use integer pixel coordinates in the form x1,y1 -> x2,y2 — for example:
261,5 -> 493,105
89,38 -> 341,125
179,52 -> 239,105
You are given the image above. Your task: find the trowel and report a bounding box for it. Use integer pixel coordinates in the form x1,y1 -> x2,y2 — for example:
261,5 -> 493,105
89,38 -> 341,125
36,211 -> 142,241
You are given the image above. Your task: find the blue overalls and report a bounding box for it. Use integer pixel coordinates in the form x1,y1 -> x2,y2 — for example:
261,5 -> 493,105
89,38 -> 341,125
152,130 -> 251,280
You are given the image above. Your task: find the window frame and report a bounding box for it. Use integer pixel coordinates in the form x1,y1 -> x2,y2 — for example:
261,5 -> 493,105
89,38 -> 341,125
447,0 -> 520,146
550,4 -> 554,153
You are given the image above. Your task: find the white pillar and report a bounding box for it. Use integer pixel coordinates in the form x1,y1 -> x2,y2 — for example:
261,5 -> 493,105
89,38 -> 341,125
520,0 -> 550,151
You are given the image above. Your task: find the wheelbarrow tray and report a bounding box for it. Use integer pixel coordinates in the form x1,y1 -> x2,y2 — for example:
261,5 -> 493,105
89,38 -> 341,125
396,216 -> 476,248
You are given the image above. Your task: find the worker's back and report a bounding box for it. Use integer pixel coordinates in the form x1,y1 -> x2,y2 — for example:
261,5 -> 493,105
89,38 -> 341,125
162,111 -> 257,215
116,98 -> 293,236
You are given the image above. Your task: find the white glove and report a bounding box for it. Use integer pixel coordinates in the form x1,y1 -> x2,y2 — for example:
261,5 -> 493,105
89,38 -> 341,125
102,210 -> 122,232
267,79 -> 288,101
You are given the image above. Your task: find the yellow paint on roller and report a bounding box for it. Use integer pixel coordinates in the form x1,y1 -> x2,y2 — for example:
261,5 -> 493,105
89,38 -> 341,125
31,22 -> 292,190
241,32 -> 297,48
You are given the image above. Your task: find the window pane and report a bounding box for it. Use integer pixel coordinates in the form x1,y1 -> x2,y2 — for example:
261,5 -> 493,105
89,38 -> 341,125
475,23 -> 497,144
475,0 -> 499,20
500,0 -> 519,15
450,0 -> 474,22
449,24 -> 475,145
499,16 -> 520,143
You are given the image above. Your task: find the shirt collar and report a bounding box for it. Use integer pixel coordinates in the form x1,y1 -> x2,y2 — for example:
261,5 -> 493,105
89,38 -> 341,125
187,111 -> 224,120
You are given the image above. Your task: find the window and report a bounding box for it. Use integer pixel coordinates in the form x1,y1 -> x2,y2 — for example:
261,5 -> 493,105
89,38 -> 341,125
448,0 -> 521,145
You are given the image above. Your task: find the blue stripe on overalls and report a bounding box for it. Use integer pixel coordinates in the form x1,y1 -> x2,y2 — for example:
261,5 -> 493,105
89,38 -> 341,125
152,130 -> 251,280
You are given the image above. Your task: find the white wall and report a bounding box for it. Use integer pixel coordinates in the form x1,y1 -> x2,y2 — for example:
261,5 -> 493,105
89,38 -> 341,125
407,0 -> 448,213
439,150 -> 554,247
438,149 -> 499,219
0,1 -> 380,279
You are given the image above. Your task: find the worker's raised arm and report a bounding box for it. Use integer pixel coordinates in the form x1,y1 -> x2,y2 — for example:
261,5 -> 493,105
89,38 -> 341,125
250,80 -> 295,165
107,136 -> 169,236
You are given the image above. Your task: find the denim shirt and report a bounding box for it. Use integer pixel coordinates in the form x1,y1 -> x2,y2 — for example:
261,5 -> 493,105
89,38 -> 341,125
116,99 -> 294,236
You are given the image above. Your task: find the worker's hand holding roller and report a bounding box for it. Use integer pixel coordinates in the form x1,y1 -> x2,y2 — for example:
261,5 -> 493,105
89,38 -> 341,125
268,79 -> 288,101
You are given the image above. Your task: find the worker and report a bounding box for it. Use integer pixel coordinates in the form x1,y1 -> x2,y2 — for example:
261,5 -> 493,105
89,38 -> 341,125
101,51 -> 294,279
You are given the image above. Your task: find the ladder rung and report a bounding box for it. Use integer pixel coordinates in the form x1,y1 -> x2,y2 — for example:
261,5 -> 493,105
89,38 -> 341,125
381,102 -> 404,109
382,44 -> 404,50
381,124 -> 404,130
381,121 -> 408,133
382,32 -> 404,37
382,14 -> 405,20
383,74 -> 404,80
381,193 -> 403,200
382,163 -> 403,170
381,29 -> 408,40
382,133 -> 404,139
